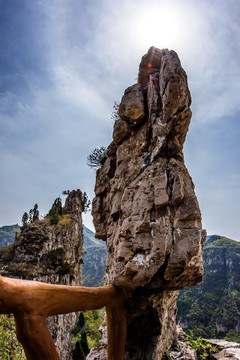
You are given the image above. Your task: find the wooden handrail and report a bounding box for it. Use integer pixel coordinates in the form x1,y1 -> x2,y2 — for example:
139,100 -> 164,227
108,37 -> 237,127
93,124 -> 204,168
0,275 -> 126,360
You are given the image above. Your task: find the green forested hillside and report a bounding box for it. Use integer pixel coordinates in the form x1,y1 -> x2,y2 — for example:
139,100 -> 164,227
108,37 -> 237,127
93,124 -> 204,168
0,224 -> 20,247
177,235 -> 240,342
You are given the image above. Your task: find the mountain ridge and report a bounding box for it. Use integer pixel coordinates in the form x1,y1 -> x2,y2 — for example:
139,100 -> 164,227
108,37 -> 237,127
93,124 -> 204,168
82,226 -> 107,287
177,234 -> 240,342
0,224 -> 20,247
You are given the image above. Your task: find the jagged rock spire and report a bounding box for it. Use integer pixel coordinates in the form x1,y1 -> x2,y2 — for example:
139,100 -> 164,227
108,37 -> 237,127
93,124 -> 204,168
91,47 -> 206,359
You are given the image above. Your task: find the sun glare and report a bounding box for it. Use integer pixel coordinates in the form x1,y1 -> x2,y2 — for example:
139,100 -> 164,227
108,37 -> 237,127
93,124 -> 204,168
131,3 -> 188,50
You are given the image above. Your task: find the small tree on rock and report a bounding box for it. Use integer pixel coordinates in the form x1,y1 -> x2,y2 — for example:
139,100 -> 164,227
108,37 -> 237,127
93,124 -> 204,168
111,101 -> 120,123
32,204 -> 39,222
21,212 -> 29,227
87,147 -> 107,169
82,192 -> 91,213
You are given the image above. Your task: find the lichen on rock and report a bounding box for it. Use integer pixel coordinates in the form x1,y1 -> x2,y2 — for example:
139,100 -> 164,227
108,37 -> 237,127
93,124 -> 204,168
91,47 -> 206,359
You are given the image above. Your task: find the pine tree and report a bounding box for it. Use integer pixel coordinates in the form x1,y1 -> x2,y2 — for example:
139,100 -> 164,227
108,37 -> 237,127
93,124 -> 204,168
21,212 -> 28,227
28,208 -> 34,223
111,101 -> 120,123
82,192 -> 91,213
87,147 -> 107,169
32,204 -> 39,222
46,197 -> 63,225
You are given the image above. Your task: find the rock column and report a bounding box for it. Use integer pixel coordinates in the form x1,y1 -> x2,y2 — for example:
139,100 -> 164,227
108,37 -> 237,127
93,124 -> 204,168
91,47 -> 206,359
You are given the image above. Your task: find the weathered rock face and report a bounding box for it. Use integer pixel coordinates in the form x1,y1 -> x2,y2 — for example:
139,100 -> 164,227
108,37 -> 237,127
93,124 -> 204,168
0,190 -> 83,360
92,47 -> 206,358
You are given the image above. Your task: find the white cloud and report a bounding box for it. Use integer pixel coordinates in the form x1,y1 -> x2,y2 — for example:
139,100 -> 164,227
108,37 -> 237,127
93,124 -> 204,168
0,0 -> 240,240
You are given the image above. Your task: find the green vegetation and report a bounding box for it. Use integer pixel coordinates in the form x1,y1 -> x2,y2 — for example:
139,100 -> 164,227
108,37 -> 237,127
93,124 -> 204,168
72,309 -> 105,359
177,235 -> 240,342
46,197 -> 64,225
0,244 -> 15,263
21,204 -> 39,226
186,331 -> 219,359
0,315 -> 26,359
83,309 -> 105,348
81,192 -> 91,213
162,350 -> 171,359
56,214 -> 72,227
87,147 -> 107,169
46,247 -> 74,276
224,329 -> 240,343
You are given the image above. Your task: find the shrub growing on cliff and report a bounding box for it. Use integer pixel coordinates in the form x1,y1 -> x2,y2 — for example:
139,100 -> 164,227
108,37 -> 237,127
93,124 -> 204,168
87,147 -> 107,169
186,332 -> 219,359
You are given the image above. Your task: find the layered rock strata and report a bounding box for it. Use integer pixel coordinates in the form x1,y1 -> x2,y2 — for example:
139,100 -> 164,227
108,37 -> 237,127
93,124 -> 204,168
91,47 -> 206,359
0,190 -> 83,360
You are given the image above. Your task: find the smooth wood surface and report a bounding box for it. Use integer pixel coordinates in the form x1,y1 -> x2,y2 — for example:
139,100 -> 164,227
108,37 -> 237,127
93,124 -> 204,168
0,275 -> 126,360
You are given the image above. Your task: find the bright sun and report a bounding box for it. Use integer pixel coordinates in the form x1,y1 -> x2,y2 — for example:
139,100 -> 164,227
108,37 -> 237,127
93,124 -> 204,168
131,2 -> 188,51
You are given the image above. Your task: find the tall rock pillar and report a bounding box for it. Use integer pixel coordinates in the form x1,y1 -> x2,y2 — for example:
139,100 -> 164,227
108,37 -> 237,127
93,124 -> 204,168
92,47 -> 206,359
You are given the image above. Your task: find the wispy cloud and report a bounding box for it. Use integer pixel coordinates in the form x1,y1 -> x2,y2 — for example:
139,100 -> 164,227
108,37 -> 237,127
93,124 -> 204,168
0,0 -> 240,239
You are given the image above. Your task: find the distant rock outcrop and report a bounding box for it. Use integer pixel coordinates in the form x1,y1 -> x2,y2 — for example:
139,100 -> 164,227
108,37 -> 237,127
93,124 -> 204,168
0,190 -> 84,360
91,47 -> 206,359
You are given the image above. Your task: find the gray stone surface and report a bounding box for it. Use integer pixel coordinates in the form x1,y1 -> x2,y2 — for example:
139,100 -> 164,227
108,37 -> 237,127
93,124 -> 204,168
209,340 -> 240,360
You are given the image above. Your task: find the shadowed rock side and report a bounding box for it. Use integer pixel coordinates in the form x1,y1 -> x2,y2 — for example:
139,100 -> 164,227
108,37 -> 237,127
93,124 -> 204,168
91,47 -> 206,359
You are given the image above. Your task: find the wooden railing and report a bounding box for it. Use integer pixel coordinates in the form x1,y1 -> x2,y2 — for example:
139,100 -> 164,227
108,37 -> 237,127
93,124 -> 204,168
0,275 -> 126,360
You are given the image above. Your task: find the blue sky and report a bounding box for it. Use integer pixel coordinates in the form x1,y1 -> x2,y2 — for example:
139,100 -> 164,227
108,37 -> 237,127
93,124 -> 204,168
0,0 -> 240,240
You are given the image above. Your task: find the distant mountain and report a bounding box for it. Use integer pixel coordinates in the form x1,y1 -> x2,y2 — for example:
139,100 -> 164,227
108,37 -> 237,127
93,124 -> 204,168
83,226 -> 106,249
82,226 -> 107,287
177,235 -> 240,342
0,224 -> 20,247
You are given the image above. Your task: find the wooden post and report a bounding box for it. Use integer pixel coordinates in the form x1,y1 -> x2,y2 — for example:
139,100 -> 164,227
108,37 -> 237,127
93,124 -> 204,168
106,303 -> 127,360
